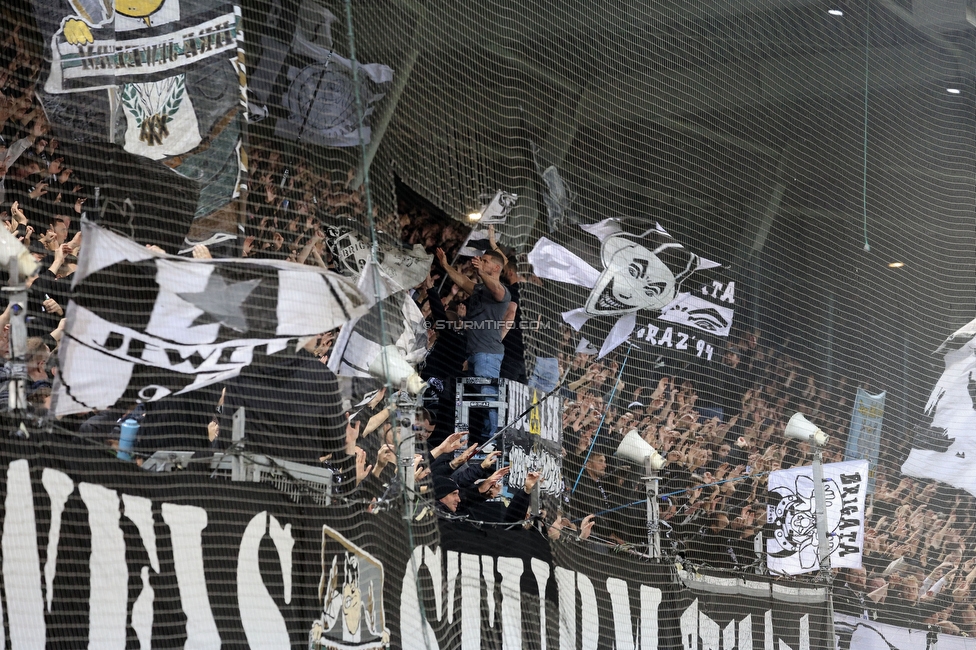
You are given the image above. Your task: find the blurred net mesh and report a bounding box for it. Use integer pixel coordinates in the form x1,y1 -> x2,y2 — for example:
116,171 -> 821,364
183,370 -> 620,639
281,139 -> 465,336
1,0 -> 976,646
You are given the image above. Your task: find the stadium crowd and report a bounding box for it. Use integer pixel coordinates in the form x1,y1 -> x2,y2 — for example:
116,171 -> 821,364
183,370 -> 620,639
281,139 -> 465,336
0,10 -> 974,638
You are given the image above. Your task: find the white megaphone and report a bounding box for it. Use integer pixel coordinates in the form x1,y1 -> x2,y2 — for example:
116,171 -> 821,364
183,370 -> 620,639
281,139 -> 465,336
616,429 -> 667,471
0,222 -> 37,278
368,345 -> 426,395
784,413 -> 829,447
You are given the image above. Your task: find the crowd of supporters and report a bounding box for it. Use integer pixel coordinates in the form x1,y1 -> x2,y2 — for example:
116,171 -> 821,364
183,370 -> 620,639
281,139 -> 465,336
1,10 -> 975,638
555,333 -> 976,634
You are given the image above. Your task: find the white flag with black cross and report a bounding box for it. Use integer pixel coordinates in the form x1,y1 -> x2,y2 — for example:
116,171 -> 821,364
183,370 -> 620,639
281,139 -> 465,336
53,221 -> 368,416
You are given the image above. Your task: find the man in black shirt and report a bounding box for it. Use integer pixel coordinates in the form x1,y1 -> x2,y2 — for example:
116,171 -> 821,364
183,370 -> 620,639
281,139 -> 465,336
499,260 -> 526,383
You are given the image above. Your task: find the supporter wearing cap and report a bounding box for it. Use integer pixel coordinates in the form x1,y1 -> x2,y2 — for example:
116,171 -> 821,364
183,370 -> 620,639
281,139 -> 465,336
434,476 -> 461,513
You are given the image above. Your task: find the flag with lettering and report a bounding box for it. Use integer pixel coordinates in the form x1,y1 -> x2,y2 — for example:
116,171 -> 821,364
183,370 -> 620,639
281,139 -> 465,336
527,218 -> 734,359
53,221 -> 368,416
30,0 -> 248,250
766,459 -> 869,575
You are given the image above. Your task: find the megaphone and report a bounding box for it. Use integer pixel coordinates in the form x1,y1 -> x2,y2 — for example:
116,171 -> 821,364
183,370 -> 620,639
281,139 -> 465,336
616,429 -> 666,471
784,413 -> 828,447
368,345 -> 426,395
0,222 -> 37,278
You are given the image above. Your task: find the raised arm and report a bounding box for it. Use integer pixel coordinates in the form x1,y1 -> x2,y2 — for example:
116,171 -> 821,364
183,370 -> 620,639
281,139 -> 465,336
473,255 -> 507,302
435,248 -> 475,294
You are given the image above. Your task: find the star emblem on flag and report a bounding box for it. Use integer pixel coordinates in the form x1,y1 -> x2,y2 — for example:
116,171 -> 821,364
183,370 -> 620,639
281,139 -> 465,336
178,272 -> 261,333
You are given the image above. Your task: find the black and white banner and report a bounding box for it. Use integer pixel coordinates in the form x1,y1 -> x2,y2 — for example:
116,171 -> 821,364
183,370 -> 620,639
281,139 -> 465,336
766,459 -> 869,575
0,439 -> 834,648
527,218 -> 734,358
248,3 -> 393,147
31,0 -> 248,249
502,380 -> 563,497
902,317 -> 976,496
55,222 -> 367,415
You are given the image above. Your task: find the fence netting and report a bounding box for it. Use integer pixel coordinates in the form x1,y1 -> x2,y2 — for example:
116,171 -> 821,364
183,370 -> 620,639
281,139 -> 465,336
0,0 -> 974,647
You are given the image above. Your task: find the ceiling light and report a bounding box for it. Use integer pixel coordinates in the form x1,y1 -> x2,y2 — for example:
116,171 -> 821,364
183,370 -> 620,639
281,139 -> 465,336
467,212 -> 482,222
888,262 -> 905,268
947,88 -> 961,94
827,9 -> 844,16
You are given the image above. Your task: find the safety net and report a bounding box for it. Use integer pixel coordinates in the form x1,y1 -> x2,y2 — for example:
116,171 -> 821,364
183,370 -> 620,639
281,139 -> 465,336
0,0 -> 973,648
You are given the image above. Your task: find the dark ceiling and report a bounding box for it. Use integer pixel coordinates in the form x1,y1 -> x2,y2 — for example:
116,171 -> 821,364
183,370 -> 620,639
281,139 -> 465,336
343,0 -> 976,431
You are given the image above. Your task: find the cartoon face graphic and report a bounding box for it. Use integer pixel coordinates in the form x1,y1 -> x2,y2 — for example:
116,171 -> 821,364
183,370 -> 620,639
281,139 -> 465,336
342,557 -> 363,635
585,235 -> 677,316
658,293 -> 734,336
115,0 -> 165,23
312,526 -> 388,648
768,475 -> 839,571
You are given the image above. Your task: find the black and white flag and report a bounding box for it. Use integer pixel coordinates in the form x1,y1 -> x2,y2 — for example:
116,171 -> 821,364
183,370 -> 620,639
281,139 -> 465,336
527,218 -> 734,358
766,459 -> 868,575
326,265 -> 428,394
456,229 -> 504,259
253,4 -> 393,146
54,222 -> 368,415
324,225 -> 430,294
530,141 -> 579,233
901,317 -> 976,496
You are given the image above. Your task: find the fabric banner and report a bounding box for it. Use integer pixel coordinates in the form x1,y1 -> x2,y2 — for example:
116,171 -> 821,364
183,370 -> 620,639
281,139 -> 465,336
502,380 -> 562,498
835,614 -> 976,650
766,459 -> 869,575
902,316 -> 976,496
250,2 -> 393,147
0,439 -> 832,649
845,388 -> 885,491
30,0 -> 247,246
55,222 -> 367,415
834,614 -> 932,650
680,569 -> 833,650
527,218 -> 733,359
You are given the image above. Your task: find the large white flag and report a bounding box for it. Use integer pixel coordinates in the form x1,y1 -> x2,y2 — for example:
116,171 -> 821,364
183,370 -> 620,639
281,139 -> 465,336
766,459 -> 868,575
902,317 -> 976,496
54,222 -> 368,415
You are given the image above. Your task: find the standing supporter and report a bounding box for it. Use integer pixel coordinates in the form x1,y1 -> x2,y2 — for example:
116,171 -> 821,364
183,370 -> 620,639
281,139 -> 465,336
419,274 -> 466,445
435,247 -> 510,444
434,476 -> 461,515
568,450 -> 629,545
499,258 -> 527,383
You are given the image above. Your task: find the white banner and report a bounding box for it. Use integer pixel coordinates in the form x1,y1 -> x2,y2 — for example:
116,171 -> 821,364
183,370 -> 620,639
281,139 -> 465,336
766,459 -> 868,575
834,615 -> 930,650
902,317 -> 976,496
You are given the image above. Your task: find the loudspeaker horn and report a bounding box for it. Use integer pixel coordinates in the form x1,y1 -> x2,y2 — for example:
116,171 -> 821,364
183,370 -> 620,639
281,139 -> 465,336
784,413 -> 829,447
368,345 -> 426,395
615,429 -> 666,471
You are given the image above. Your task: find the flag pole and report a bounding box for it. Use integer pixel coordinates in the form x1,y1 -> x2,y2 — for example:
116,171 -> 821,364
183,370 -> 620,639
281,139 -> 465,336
812,441 -> 837,638
570,342 -> 635,496
436,220 -> 482,294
